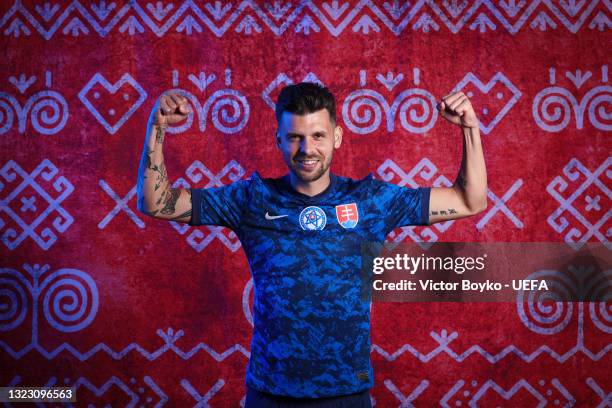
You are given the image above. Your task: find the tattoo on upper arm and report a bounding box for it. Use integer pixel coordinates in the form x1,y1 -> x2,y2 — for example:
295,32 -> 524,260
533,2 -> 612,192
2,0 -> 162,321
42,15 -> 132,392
169,209 -> 192,220
431,208 -> 458,216
456,171 -> 468,188
156,188 -> 167,206
160,188 -> 180,215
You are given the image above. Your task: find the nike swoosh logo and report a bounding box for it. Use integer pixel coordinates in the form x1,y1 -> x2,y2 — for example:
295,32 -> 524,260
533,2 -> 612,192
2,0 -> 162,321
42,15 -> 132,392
265,212 -> 288,220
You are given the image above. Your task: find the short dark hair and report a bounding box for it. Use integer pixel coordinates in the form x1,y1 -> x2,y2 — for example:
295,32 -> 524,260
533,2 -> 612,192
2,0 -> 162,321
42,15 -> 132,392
275,82 -> 336,127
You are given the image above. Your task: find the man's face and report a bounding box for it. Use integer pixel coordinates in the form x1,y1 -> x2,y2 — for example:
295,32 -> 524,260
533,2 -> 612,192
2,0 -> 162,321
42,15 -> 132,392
276,109 -> 343,183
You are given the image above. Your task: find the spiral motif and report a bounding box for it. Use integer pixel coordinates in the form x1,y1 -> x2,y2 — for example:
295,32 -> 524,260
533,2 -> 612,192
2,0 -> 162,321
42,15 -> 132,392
26,91 -> 69,135
517,269 -> 575,335
40,268 -> 98,333
50,175 -> 75,233
586,269 -> 611,333
562,158 -> 587,183
342,90 -> 386,134
533,87 -> 577,132
393,90 -> 437,134
224,160 -> 246,183
0,269 -> 31,331
185,160 -> 208,184
207,89 -> 249,134
184,159 -> 246,186
187,228 -> 212,252
0,93 -> 15,135
585,87 -> 612,131
546,207 -> 569,235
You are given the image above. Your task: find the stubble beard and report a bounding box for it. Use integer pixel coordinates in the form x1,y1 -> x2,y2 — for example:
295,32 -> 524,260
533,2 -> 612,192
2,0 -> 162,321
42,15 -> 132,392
289,154 -> 332,183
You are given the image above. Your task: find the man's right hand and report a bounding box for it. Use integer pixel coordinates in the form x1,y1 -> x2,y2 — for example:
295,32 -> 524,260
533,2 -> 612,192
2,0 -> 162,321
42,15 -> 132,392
151,91 -> 191,127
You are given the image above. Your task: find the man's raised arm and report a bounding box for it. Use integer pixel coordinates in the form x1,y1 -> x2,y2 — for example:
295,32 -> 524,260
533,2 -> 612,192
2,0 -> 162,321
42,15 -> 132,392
428,91 -> 488,224
136,92 -> 193,224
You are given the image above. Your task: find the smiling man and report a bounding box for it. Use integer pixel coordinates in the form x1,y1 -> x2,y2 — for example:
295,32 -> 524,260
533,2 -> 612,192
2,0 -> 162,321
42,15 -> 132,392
137,82 -> 487,407
277,105 -> 342,197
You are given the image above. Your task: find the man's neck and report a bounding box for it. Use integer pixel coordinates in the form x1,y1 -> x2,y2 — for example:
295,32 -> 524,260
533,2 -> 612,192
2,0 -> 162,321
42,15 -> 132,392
288,171 -> 331,197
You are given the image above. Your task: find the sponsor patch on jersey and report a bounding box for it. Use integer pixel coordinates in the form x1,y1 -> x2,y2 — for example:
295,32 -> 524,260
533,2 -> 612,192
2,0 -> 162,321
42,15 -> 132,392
299,206 -> 327,230
356,370 -> 369,381
335,203 -> 359,228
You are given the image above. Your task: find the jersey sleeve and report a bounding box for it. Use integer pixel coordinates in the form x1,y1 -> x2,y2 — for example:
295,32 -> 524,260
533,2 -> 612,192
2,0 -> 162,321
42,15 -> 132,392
188,179 -> 250,230
375,180 -> 431,228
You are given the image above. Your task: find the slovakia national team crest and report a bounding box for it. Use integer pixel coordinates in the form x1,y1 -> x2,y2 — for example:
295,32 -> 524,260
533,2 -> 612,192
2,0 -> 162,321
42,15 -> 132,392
299,206 -> 327,230
336,203 -> 359,229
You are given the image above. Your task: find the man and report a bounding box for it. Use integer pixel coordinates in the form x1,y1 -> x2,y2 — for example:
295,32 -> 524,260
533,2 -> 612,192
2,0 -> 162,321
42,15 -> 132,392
137,83 -> 487,407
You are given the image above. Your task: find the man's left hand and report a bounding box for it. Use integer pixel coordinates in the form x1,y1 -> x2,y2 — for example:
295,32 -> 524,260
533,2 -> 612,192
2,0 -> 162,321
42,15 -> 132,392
436,91 -> 479,130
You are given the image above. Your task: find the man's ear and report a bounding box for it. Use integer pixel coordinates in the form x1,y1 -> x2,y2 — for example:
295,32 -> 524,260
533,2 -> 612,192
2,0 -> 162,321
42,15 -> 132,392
333,125 -> 343,149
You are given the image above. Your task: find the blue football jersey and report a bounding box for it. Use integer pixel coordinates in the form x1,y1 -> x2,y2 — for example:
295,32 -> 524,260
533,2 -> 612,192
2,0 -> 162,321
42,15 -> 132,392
189,171 -> 430,398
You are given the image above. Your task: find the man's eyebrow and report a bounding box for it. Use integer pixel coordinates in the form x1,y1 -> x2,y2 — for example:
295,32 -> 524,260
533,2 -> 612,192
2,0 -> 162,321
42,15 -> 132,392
286,130 -> 327,135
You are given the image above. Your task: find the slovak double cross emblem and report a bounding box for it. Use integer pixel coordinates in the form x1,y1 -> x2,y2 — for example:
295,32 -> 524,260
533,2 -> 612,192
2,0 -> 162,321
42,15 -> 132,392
335,203 -> 359,229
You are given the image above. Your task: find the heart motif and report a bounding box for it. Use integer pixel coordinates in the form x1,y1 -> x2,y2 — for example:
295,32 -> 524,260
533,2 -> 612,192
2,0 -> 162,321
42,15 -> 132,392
78,73 -> 147,134
454,72 -> 522,134
262,72 -> 323,110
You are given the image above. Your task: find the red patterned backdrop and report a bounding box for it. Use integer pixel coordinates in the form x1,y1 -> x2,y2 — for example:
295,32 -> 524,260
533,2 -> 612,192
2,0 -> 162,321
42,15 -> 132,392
1,0 -> 610,406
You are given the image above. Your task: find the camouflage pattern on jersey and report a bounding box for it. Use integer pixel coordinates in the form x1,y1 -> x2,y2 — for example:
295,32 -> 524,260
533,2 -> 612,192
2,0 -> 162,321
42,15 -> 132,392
190,172 -> 430,398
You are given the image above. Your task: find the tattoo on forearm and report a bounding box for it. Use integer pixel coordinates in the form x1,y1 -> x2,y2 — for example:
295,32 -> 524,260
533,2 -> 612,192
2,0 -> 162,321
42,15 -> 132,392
155,126 -> 165,144
151,162 -> 167,191
143,144 -> 168,191
160,188 -> 180,215
144,146 -> 153,170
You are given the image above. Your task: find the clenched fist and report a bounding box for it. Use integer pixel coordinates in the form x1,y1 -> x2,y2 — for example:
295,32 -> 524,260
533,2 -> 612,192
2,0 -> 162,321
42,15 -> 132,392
436,91 -> 479,130
150,91 -> 191,127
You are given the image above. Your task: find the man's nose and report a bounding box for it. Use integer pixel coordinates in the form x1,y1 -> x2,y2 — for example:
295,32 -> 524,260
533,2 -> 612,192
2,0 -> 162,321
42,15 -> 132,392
299,137 -> 316,155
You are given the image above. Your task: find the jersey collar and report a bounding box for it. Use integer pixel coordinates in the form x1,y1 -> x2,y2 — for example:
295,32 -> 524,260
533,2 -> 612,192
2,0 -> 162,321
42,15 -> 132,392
276,171 -> 338,204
